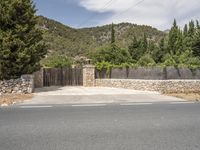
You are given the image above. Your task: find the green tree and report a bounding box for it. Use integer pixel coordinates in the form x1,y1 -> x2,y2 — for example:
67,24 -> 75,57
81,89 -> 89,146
196,20 -> 200,29
141,33 -> 148,53
175,29 -> 184,55
152,38 -> 165,63
177,50 -> 192,67
183,20 -> 198,52
128,36 -> 141,61
183,24 -> 188,36
92,44 -> 132,65
168,19 -> 179,55
148,40 -> 156,54
192,29 -> 200,57
137,54 -> 156,67
162,53 -> 177,67
188,20 -> 195,37
0,0 -> 47,80
41,55 -> 72,68
111,23 -> 115,44
92,22 -> 132,65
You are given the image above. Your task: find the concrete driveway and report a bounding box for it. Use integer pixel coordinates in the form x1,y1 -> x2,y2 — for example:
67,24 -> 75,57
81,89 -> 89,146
20,86 -> 185,105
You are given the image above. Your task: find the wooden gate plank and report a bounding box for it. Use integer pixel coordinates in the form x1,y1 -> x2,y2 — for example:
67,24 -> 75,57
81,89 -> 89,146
43,67 -> 83,87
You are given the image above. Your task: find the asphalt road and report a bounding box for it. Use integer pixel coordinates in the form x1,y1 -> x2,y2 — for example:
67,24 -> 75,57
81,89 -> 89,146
0,102 -> 200,150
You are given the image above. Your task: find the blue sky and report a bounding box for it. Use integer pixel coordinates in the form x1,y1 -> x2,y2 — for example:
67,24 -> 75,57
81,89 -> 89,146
33,0 -> 200,30
33,0 -> 111,28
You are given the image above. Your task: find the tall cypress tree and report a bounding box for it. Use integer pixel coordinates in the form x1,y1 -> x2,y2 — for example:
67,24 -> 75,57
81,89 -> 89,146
154,38 -> 166,63
183,20 -> 196,50
192,29 -> 200,57
128,36 -> 140,60
175,29 -> 184,55
142,33 -> 148,53
183,24 -> 191,51
183,24 -> 188,36
168,19 -> 179,55
111,23 -> 115,44
196,20 -> 200,29
188,20 -> 195,37
0,0 -> 47,80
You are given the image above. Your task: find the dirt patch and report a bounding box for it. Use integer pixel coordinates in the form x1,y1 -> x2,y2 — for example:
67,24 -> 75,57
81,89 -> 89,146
0,94 -> 33,106
166,93 -> 200,102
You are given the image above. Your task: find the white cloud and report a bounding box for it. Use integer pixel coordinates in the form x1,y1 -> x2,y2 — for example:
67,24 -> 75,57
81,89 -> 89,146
78,0 -> 200,30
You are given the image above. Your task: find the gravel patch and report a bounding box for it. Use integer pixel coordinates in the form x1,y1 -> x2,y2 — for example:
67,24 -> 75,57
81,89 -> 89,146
0,94 -> 33,106
166,93 -> 200,102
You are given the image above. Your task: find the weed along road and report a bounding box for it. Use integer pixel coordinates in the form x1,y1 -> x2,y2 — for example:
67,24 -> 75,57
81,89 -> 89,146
0,102 -> 200,150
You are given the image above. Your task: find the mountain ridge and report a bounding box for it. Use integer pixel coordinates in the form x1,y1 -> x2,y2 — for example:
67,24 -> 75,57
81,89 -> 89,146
37,16 -> 166,57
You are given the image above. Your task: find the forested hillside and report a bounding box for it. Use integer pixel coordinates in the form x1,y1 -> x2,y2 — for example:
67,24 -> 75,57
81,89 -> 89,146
37,16 -> 165,57
1,0 -> 199,80
37,16 -> 200,69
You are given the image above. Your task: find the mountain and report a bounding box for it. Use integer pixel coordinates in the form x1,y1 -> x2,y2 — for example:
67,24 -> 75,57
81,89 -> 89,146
37,16 -> 166,58
164,29 -> 170,34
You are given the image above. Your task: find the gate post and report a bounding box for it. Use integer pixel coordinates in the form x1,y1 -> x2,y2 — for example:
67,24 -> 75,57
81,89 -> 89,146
33,68 -> 44,88
83,65 -> 95,87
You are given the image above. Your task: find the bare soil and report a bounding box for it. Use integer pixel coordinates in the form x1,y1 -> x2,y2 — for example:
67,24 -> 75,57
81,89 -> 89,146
0,94 -> 33,105
167,93 -> 200,102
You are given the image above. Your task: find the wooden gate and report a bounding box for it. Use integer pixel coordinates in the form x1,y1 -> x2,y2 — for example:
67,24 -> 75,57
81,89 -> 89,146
43,67 -> 83,86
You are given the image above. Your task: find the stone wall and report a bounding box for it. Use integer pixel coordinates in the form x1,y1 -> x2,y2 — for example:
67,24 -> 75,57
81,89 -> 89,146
95,79 -> 200,93
0,75 -> 34,94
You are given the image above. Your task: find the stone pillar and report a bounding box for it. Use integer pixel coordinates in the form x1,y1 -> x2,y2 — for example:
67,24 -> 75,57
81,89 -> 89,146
83,65 -> 95,87
33,69 -> 44,88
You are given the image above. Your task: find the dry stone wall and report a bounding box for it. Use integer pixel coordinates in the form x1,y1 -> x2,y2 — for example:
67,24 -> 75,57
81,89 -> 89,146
0,75 -> 34,94
95,79 -> 200,93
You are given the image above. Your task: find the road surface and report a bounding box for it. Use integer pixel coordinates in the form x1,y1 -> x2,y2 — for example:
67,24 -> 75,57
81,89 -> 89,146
0,102 -> 200,150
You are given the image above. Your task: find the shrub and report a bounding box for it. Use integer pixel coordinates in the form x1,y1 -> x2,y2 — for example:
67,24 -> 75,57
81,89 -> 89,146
92,44 -> 132,65
95,61 -> 113,71
137,54 -> 156,67
187,57 -> 200,69
162,53 -> 177,67
41,55 -> 72,68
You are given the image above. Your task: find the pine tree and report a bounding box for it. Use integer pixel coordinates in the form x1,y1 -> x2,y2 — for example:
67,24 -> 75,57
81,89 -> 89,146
141,33 -> 148,53
111,23 -> 115,44
0,0 -> 47,80
192,29 -> 200,57
175,29 -> 184,55
173,19 -> 177,27
196,20 -> 200,29
153,38 -> 166,63
128,36 -> 141,60
159,38 -> 165,52
168,19 -> 179,55
188,20 -> 195,37
183,20 -> 196,51
183,24 -> 188,36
